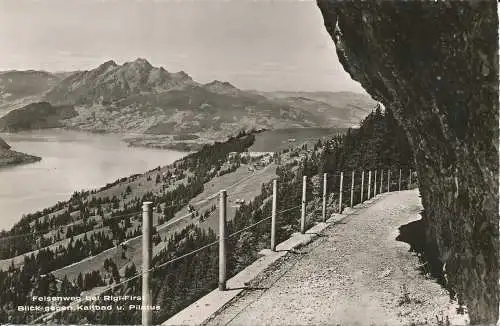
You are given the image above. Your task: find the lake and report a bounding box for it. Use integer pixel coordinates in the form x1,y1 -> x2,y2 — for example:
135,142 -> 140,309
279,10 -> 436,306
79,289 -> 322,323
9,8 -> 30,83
0,130 -> 187,231
250,127 -> 346,152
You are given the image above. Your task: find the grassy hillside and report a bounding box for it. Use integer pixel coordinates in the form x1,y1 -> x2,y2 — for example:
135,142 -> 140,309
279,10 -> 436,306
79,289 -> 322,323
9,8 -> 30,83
0,131 -> 277,323
0,106 -> 417,324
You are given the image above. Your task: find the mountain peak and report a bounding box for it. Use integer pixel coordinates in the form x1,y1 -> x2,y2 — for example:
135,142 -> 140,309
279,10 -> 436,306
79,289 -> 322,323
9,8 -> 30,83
176,70 -> 189,78
204,80 -> 238,93
45,58 -> 198,104
127,58 -> 152,69
171,70 -> 193,82
206,80 -> 236,88
100,60 -> 117,68
93,60 -> 118,76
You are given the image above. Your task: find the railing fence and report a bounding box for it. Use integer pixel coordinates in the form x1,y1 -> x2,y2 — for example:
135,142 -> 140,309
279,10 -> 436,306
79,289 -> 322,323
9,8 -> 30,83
30,167 -> 417,325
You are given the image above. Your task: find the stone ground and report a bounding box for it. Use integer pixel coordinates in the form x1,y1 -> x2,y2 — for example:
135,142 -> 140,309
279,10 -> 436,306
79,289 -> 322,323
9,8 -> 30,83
204,189 -> 468,326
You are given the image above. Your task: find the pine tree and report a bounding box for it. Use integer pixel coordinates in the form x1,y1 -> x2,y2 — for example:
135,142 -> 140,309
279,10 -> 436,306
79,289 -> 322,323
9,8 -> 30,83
77,272 -> 83,291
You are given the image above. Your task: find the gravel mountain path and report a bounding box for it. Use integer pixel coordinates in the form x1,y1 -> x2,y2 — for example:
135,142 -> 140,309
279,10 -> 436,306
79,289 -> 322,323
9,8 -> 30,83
205,189 -> 467,326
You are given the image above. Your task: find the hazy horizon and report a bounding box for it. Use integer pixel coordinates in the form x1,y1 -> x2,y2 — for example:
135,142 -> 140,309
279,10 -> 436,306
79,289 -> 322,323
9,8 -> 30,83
0,57 -> 367,95
0,0 -> 367,94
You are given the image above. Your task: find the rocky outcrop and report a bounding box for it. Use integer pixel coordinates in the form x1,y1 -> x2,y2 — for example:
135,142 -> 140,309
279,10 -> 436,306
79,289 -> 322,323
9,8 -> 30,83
44,58 -> 197,105
317,1 -> 498,324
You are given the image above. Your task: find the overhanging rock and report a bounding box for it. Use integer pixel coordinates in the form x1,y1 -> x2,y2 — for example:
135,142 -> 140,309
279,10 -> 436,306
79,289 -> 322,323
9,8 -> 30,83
316,1 -> 499,324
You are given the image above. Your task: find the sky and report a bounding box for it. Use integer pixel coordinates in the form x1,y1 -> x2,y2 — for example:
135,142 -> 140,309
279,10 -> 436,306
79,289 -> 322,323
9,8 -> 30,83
0,0 -> 366,93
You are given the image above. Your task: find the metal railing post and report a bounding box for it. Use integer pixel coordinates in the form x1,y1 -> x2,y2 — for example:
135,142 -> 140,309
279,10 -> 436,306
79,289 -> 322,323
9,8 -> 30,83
350,170 -> 354,207
368,170 -> 372,199
360,170 -> 365,203
398,169 -> 402,191
379,169 -> 384,194
218,190 -> 227,291
387,169 -> 390,192
142,202 -> 153,326
271,180 -> 277,251
374,170 -> 378,196
338,171 -> 344,213
322,173 -> 327,222
301,176 -> 307,234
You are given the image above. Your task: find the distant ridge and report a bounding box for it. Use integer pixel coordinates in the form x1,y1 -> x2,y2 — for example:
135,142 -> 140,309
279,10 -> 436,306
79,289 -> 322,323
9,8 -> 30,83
45,58 -> 198,105
0,102 -> 77,132
0,58 -> 377,149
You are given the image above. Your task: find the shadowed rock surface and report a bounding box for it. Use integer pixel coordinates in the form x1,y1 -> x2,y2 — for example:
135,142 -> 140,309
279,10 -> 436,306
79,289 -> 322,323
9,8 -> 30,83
317,1 -> 498,324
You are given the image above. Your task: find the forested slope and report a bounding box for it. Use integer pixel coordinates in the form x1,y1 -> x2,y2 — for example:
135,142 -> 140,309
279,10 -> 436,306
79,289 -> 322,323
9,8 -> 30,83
1,107 -> 418,324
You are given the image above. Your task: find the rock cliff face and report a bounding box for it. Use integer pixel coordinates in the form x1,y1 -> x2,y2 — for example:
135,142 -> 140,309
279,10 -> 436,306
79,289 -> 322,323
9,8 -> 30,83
317,1 -> 498,324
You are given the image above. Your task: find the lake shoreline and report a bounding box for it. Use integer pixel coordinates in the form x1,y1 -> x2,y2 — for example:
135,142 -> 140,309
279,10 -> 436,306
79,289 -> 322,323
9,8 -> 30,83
0,148 -> 42,169
2,126 -> 208,152
0,130 -> 187,231
1,125 -> 348,152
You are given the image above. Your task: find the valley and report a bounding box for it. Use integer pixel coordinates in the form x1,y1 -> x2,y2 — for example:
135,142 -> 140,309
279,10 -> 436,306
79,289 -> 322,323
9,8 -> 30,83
0,58 -> 382,324
0,106 -> 420,324
0,131 -> 284,323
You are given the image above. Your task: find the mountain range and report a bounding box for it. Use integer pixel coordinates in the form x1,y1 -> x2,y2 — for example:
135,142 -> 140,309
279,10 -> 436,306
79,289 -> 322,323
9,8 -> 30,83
0,58 -> 376,150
